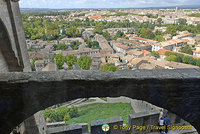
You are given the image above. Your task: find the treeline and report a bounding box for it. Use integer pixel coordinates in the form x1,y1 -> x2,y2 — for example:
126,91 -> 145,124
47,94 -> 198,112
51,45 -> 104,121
165,51 -> 200,66
42,106 -> 78,124
188,13 -> 200,18
51,54 -> 92,70
21,11 -> 70,18
22,12 -> 200,42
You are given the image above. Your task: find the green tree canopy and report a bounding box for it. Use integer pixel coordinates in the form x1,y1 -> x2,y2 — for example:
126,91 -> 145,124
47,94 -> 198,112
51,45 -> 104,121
65,27 -> 80,38
179,45 -> 193,55
157,18 -> 162,24
154,35 -> 165,42
65,55 -> 77,69
152,51 -> 159,58
77,56 -> 92,70
99,63 -> 119,72
70,41 -> 81,50
167,55 -> 178,62
196,59 -> 200,66
57,43 -> 68,50
53,54 -> 65,69
46,23 -> 60,40
178,18 -> 187,25
166,25 -> 177,36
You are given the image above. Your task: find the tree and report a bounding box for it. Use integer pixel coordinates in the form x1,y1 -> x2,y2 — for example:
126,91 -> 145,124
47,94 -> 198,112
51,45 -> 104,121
166,25 -> 177,36
154,35 -> 165,42
182,56 -> 192,64
139,27 -> 155,39
152,51 -> 159,58
57,43 -> 68,50
64,113 -> 70,125
70,41 -> 81,50
115,31 -> 125,38
56,106 -> 69,122
65,27 -> 80,37
196,59 -> 200,66
167,55 -> 178,62
102,31 -> 112,41
77,56 -> 92,70
178,18 -> 187,25
68,107 -> 78,118
157,18 -> 162,24
179,45 -> 193,55
46,23 -> 60,40
53,54 -> 65,69
66,55 -> 77,69
99,63 -> 119,72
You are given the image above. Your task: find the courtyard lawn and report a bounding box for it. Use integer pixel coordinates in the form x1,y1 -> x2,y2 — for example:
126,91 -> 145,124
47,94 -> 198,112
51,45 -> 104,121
67,103 -> 134,126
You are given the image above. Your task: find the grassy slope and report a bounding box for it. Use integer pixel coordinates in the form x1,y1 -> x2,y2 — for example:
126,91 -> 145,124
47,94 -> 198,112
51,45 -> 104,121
67,103 -> 134,126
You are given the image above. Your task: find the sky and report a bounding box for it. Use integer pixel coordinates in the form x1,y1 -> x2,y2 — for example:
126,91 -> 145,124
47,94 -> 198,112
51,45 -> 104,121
19,0 -> 200,9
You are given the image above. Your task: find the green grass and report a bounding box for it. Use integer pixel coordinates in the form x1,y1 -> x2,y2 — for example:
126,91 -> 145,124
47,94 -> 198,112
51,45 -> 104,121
67,103 -> 134,126
100,97 -> 107,102
188,13 -> 200,18
84,99 -> 96,103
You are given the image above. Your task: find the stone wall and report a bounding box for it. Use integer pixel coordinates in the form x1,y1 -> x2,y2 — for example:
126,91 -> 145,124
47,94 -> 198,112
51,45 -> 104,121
129,111 -> 160,134
0,0 -> 30,72
17,111 -> 47,134
90,117 -> 123,134
106,97 -> 158,113
0,69 -> 200,133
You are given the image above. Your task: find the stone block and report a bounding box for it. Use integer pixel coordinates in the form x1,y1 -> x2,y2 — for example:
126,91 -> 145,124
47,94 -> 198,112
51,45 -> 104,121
90,116 -> 123,134
129,111 -> 159,134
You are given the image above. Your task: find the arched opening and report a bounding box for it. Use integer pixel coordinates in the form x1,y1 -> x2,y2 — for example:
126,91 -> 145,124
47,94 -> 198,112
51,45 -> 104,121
12,97 -> 197,134
0,19 -> 23,72
0,70 -> 199,134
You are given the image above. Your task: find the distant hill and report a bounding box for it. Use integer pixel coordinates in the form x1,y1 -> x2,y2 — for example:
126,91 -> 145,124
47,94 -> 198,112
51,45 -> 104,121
20,5 -> 200,11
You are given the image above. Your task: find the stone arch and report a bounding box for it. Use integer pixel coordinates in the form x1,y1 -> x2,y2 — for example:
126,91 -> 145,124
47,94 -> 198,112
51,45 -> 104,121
0,18 -> 23,72
0,70 -> 200,134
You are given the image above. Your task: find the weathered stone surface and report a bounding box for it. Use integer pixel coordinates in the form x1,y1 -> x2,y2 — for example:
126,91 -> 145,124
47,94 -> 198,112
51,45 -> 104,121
0,69 -> 200,134
90,116 -> 123,134
0,0 -> 31,72
129,111 -> 160,134
47,123 -> 83,134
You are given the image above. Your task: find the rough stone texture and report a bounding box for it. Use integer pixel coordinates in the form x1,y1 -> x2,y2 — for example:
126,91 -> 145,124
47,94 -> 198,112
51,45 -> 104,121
90,116 -> 123,134
0,0 -> 31,72
17,111 -> 47,134
47,123 -> 84,134
128,111 -> 160,134
0,69 -> 200,134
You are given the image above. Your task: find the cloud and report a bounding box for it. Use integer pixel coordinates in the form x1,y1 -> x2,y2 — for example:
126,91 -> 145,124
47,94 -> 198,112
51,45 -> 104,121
19,0 -> 200,8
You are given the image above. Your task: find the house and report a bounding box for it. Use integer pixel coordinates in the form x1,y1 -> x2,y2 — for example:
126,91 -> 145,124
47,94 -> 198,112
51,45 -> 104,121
129,37 -> 158,45
152,39 -> 187,51
94,34 -> 114,54
61,47 -> 100,57
126,49 -> 144,58
35,60 -> 45,71
172,33 -> 193,40
139,63 -> 156,69
128,57 -> 152,69
163,34 -> 172,41
142,50 -> 151,56
113,42 -> 136,55
157,49 -> 168,59
153,26 -> 167,32
82,28 -> 94,39
42,62 -> 57,71
29,52 -> 51,63
122,55 -> 134,63
165,62 -> 199,69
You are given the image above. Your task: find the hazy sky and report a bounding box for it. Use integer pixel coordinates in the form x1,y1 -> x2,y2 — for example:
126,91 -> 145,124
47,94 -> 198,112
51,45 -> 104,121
19,0 -> 200,9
